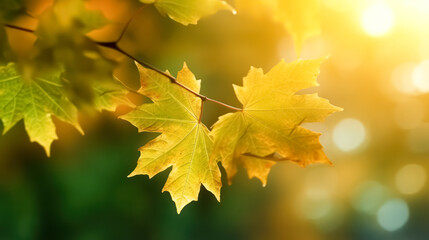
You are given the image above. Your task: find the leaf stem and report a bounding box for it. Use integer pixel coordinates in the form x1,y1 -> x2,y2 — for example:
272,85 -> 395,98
199,99 -> 205,123
206,97 -> 242,111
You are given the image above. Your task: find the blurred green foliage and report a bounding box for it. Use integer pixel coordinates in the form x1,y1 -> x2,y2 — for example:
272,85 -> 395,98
1,0 -> 429,239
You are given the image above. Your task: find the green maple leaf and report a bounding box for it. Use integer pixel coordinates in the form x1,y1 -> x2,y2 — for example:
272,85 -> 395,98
141,0 -> 235,25
92,79 -> 133,112
0,63 -> 82,156
0,63 -> 130,155
121,62 -> 221,213
210,58 -> 342,185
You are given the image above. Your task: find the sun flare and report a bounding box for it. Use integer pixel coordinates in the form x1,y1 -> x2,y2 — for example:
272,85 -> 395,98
361,2 -> 395,37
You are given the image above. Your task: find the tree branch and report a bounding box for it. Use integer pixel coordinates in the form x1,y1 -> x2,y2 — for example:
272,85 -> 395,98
2,6 -> 243,112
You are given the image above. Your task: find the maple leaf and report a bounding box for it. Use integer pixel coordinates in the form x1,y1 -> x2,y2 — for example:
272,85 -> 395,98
140,0 -> 235,25
92,79 -> 133,112
234,0 -> 321,55
275,0 -> 321,55
210,58 -> 342,185
0,63 -> 82,156
120,62 -> 221,213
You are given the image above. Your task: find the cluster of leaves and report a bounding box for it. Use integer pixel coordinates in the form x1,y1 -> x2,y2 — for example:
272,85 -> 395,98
0,0 -> 131,154
0,0 -> 341,213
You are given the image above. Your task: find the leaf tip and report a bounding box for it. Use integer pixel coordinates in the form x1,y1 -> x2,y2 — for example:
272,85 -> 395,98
76,124 -> 84,135
127,171 -> 137,178
45,148 -> 51,158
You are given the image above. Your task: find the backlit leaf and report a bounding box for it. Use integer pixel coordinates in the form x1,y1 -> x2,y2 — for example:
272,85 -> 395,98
235,0 -> 321,55
275,0 -> 321,55
93,79 -> 133,112
211,58 -> 342,185
141,0 -> 235,25
121,62 -> 221,213
0,63 -> 82,156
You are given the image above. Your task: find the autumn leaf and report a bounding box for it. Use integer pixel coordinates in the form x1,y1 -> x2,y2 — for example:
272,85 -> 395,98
240,154 -> 276,187
275,0 -> 321,55
140,0 -> 235,25
210,58 -> 342,185
120,62 -> 221,213
92,79 -> 133,112
234,0 -> 321,55
0,63 -> 82,156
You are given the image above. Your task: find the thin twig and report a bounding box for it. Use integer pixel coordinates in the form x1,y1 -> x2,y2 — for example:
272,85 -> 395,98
4,24 -> 35,33
95,41 -> 242,111
114,4 -> 148,43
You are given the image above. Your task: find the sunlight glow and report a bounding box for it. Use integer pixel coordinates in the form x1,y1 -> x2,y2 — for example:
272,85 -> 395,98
407,124 -> 429,153
377,199 -> 409,231
394,100 -> 424,130
361,2 -> 394,37
395,164 -> 427,195
333,119 -> 366,152
412,60 -> 429,93
391,63 -> 418,94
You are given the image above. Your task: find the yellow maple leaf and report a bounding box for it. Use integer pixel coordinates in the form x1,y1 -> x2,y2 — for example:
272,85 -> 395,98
121,62 -> 221,213
234,0 -> 321,55
141,0 -> 235,25
275,0 -> 321,55
211,58 -> 342,185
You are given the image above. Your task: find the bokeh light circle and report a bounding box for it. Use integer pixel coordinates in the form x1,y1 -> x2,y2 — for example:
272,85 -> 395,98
395,164 -> 427,195
412,60 -> 429,93
333,118 -> 366,152
377,199 -> 409,231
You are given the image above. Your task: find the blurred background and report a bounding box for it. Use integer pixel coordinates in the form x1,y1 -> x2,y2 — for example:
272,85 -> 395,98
2,0 -> 429,239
